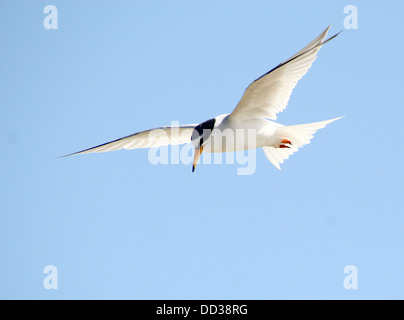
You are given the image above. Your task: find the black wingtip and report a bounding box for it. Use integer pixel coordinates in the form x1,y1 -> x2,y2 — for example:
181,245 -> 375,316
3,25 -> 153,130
55,152 -> 79,159
323,29 -> 343,44
55,154 -> 70,160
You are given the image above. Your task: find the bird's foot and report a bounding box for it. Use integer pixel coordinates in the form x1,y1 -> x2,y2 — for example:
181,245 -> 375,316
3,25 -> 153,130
279,138 -> 292,149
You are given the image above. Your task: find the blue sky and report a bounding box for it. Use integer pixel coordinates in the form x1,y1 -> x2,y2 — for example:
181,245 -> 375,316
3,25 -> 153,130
1,0 -> 403,299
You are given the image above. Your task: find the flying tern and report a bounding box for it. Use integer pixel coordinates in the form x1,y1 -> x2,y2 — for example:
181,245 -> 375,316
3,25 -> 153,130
63,26 -> 342,172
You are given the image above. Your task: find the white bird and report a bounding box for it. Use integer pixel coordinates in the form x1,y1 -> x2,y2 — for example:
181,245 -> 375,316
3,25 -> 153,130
63,26 -> 342,172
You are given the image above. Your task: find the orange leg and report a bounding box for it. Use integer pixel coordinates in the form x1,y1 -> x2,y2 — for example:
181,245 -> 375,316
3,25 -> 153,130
279,138 -> 292,149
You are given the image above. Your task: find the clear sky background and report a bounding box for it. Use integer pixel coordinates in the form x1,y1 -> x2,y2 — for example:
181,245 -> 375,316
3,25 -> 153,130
1,0 -> 403,300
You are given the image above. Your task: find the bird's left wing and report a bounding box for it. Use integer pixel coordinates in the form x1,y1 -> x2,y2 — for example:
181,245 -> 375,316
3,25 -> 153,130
229,26 -> 340,121
62,125 -> 197,157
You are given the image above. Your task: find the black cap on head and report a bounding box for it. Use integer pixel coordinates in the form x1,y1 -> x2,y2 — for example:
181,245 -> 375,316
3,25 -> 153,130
191,118 -> 216,148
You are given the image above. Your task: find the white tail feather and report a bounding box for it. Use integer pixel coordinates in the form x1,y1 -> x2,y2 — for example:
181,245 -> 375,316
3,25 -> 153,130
263,117 -> 343,170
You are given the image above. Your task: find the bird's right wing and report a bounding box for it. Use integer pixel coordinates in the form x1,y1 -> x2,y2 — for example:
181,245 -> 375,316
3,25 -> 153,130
62,125 -> 197,157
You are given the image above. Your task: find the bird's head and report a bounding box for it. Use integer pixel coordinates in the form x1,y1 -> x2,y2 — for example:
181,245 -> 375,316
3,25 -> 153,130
191,118 -> 216,172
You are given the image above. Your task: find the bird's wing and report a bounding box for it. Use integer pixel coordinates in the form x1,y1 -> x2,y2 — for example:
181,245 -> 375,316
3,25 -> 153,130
229,25 -> 340,121
62,125 -> 197,157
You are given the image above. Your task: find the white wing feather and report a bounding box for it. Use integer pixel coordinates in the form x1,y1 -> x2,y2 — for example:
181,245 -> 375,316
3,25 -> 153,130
230,26 -> 337,121
63,125 -> 197,157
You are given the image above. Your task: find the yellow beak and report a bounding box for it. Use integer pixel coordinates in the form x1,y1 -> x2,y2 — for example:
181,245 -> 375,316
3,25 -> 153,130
192,146 -> 204,172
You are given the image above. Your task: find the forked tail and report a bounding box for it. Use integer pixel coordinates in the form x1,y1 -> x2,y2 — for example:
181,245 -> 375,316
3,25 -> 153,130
263,117 -> 343,170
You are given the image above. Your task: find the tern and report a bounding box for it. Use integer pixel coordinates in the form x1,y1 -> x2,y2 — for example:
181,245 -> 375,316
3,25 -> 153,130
64,26 -> 342,172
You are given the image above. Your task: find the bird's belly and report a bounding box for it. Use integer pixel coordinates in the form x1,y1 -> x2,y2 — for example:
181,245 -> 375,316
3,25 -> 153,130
203,125 -> 276,153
